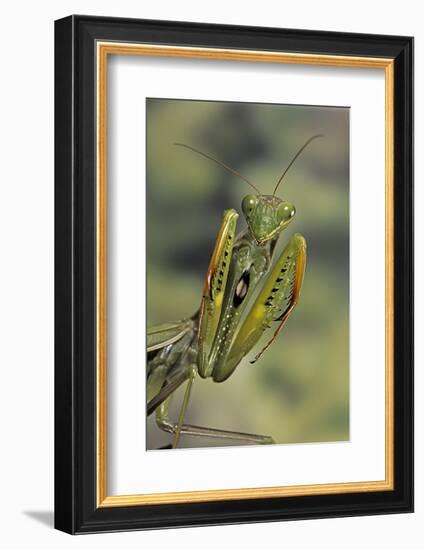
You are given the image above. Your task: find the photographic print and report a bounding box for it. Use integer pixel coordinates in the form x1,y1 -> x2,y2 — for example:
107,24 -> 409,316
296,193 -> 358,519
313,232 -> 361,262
146,98 -> 349,450
55,17 -> 413,532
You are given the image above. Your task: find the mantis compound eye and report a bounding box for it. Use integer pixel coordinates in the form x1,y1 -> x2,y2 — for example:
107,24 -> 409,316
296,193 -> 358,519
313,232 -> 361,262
242,194 -> 259,216
278,202 -> 296,223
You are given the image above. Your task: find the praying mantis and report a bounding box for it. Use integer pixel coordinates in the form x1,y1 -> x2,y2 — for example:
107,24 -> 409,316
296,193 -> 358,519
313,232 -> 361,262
147,135 -> 322,449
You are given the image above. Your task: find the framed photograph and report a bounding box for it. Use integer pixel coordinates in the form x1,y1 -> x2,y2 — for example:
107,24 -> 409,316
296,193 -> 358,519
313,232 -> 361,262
54,15 -> 413,534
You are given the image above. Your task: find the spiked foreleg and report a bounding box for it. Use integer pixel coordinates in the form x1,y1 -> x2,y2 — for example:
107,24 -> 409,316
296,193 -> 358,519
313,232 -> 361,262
216,233 -> 306,381
197,209 -> 238,378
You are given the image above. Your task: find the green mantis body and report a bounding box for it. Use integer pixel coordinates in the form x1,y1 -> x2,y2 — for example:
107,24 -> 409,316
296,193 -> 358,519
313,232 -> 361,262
147,136 -> 321,449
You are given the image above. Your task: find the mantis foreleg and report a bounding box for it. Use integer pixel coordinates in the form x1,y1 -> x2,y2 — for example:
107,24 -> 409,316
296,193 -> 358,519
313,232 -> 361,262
197,209 -> 238,378
219,233 -> 307,380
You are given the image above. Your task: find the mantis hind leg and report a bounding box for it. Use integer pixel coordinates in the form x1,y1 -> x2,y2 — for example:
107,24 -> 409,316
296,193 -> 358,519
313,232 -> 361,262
155,395 -> 274,446
154,364 -> 196,449
151,364 -> 274,447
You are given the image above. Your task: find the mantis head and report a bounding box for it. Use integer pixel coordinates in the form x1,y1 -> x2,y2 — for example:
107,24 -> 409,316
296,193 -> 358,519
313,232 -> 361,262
242,194 -> 295,245
175,134 -> 322,246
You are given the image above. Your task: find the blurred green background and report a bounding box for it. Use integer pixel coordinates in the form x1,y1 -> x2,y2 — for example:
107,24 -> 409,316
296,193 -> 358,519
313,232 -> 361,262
146,98 -> 349,450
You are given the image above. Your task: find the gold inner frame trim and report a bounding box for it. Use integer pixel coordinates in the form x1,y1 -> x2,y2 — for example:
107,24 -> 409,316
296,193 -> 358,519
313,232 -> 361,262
96,42 -> 395,508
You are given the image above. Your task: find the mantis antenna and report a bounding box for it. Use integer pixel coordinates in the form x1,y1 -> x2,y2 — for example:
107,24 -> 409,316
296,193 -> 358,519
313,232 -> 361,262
174,142 -> 263,195
272,134 -> 324,197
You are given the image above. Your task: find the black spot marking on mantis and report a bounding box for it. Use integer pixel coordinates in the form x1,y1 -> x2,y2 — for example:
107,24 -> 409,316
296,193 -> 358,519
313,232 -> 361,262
233,271 -> 250,308
267,278 -> 285,305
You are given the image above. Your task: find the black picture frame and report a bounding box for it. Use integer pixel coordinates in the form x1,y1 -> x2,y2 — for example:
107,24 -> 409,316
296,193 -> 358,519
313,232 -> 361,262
55,15 -> 413,534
